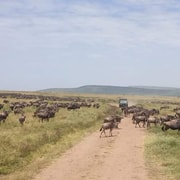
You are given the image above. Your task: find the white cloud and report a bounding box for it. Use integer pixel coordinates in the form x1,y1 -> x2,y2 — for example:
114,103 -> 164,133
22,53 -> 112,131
1,1 -> 180,60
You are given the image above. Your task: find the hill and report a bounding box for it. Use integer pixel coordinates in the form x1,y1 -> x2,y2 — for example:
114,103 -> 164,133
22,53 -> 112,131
39,85 -> 180,96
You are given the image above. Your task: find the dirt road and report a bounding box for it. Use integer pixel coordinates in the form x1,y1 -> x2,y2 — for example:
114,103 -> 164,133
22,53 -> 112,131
34,116 -> 149,180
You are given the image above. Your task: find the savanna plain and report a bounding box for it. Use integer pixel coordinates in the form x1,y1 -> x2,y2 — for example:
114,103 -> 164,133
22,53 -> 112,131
0,91 -> 180,180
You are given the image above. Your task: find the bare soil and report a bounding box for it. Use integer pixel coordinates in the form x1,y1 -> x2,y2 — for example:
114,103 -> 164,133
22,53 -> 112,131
34,116 -> 149,180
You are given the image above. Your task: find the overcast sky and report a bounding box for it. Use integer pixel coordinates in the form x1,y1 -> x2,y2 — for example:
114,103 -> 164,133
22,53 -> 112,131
0,0 -> 180,91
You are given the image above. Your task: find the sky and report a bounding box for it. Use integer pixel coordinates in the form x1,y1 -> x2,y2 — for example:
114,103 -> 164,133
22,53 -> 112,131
0,0 -> 180,91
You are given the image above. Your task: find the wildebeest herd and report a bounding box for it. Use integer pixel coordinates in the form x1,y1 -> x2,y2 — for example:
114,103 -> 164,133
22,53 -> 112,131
1,93 -> 180,137
0,92 -> 100,125
124,104 -> 180,131
99,103 -> 180,138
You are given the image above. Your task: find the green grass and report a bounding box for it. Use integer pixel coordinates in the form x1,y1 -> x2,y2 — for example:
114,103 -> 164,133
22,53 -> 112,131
136,97 -> 180,180
2,93 -> 180,180
0,96 -> 121,180
145,125 -> 180,180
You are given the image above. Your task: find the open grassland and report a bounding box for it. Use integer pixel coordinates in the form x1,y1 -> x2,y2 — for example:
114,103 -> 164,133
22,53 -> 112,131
0,92 -> 121,180
0,92 -> 180,180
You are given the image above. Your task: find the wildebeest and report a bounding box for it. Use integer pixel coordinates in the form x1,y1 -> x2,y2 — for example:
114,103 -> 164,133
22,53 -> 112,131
132,115 -> 147,128
67,103 -> 80,110
0,111 -> 9,123
162,119 -> 180,131
93,103 -> 100,108
160,115 -> 176,125
19,114 -> 26,125
103,115 -> 122,128
14,108 -> 24,114
99,120 -> 116,138
147,116 -> 159,128
35,111 -> 51,122
33,106 -> 57,122
149,108 -> 159,116
0,104 -> 4,109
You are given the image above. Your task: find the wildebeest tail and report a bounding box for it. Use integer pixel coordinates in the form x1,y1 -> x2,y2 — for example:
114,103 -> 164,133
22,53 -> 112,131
100,127 -> 102,131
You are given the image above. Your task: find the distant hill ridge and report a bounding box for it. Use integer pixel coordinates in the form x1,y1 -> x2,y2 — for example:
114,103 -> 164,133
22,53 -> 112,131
39,85 -> 180,96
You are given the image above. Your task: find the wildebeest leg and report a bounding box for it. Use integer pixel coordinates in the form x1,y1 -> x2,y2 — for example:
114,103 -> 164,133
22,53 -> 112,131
100,129 -> 106,138
165,125 -> 169,131
147,122 -> 150,128
142,121 -> 146,128
104,129 -> 107,137
135,122 -> 137,128
162,124 -> 169,131
155,122 -> 157,126
99,128 -> 102,138
136,120 -> 141,128
100,130 -> 103,138
135,122 -> 140,128
109,128 -> 113,136
135,121 -> 138,128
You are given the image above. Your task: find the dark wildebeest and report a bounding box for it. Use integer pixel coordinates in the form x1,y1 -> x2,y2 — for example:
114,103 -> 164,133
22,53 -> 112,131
103,115 -> 122,128
35,111 -> 51,122
160,115 -> 176,125
14,108 -> 24,114
19,114 -> 26,125
67,103 -> 80,110
99,120 -> 116,138
0,111 -> 9,123
132,115 -> 147,128
0,104 -> 4,110
162,119 -> 180,131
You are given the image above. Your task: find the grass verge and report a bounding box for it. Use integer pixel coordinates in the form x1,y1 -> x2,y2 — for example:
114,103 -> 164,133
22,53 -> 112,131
145,127 -> 180,180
